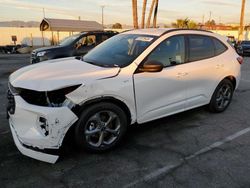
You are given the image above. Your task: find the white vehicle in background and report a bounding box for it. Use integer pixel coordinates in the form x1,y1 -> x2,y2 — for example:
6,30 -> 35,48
7,28 -> 242,163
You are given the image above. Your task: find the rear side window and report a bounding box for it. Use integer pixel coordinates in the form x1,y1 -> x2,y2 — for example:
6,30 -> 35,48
188,35 -> 214,62
213,38 -> 227,55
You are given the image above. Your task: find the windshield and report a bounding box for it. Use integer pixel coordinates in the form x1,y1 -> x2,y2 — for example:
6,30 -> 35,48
241,41 -> 250,45
83,34 -> 156,67
59,34 -> 81,46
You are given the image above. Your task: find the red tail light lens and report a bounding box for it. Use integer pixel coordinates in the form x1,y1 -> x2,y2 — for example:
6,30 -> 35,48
237,56 -> 243,65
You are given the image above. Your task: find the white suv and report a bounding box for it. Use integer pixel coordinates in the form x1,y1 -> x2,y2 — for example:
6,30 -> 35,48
7,29 -> 242,163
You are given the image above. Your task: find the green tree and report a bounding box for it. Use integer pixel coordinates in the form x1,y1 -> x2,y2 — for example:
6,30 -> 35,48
205,19 -> 216,26
172,18 -> 198,29
112,23 -> 122,29
188,20 -> 198,29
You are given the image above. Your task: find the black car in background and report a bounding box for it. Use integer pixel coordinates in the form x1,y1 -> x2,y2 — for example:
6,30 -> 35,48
237,40 -> 250,56
30,30 -> 118,64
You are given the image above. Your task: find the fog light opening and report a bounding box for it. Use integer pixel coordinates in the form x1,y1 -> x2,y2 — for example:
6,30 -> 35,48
39,117 -> 49,136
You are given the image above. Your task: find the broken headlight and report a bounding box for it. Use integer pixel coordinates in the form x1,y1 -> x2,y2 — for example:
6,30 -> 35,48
37,51 -> 47,57
45,85 -> 81,107
18,85 -> 81,107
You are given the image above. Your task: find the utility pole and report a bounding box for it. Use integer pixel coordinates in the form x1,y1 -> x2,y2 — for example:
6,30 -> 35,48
239,0 -> 246,41
132,0 -> 139,29
42,8 -> 45,47
153,0 -> 159,28
101,5 -> 105,28
209,11 -> 212,29
141,0 -> 147,28
209,11 -> 212,22
43,8 -> 45,18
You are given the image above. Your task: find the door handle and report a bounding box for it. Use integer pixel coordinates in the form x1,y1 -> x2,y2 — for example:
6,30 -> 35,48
177,72 -> 188,78
216,64 -> 224,69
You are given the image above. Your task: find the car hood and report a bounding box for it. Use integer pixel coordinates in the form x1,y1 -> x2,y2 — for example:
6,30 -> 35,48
9,58 -> 120,91
33,45 -> 65,53
242,44 -> 250,48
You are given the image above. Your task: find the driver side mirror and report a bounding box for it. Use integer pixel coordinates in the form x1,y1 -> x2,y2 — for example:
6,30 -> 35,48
139,60 -> 164,73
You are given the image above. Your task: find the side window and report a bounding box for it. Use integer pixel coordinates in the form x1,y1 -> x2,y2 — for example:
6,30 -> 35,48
75,36 -> 86,49
188,35 -> 214,62
213,38 -> 227,55
96,34 -> 109,45
147,35 -> 185,67
86,35 -> 96,46
101,35 -> 109,42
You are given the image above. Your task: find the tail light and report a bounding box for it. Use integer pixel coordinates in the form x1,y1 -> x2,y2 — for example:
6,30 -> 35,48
237,56 -> 243,65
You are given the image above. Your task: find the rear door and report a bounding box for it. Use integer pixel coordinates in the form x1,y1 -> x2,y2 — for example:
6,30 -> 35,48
183,34 -> 228,109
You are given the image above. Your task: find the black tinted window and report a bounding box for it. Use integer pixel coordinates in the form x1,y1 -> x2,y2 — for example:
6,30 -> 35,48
213,38 -> 227,55
147,35 -> 185,67
241,41 -> 250,45
188,35 -> 214,61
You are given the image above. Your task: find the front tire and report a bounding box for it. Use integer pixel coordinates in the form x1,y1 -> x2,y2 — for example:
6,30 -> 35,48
75,102 -> 128,152
208,79 -> 234,113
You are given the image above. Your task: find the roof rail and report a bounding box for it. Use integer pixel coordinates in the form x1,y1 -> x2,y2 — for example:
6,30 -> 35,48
80,30 -> 118,33
160,28 -> 213,36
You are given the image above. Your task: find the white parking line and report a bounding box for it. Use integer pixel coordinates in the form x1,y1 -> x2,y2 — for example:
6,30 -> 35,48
241,79 -> 250,83
124,127 -> 250,188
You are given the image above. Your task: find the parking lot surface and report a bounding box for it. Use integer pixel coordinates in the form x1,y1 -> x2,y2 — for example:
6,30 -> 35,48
0,54 -> 250,188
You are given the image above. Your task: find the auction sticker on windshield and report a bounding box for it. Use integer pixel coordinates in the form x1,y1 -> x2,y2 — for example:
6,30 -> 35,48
135,37 -> 154,42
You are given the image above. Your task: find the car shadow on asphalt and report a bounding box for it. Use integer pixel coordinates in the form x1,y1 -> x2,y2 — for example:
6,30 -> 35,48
60,106 -> 208,162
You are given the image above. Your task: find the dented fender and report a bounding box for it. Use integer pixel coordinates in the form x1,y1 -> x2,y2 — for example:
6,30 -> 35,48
66,77 -> 137,124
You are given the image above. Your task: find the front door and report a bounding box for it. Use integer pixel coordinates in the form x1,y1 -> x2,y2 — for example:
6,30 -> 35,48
134,35 -> 187,123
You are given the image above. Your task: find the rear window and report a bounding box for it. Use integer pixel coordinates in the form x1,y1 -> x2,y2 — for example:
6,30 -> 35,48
188,35 -> 214,62
213,38 -> 227,55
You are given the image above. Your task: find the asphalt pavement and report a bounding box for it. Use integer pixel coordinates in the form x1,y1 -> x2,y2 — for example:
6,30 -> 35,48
0,54 -> 250,188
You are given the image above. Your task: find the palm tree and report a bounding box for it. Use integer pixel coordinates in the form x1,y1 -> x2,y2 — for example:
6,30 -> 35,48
153,0 -> 159,28
146,0 -> 156,28
132,0 -> 139,29
141,0 -> 147,28
239,0 -> 245,40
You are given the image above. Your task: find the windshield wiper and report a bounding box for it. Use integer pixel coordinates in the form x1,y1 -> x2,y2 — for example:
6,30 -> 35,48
82,58 -> 120,68
83,60 -> 100,66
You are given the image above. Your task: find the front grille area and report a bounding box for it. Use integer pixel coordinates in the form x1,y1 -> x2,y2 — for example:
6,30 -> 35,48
7,89 -> 15,116
30,51 -> 39,64
30,51 -> 36,60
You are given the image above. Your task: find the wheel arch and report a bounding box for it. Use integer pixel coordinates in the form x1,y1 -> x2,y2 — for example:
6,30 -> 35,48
208,75 -> 237,104
74,96 -> 132,124
61,96 -> 133,150
223,75 -> 236,90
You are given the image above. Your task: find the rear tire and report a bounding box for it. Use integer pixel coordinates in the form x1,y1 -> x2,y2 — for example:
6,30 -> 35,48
208,79 -> 234,113
75,102 -> 128,152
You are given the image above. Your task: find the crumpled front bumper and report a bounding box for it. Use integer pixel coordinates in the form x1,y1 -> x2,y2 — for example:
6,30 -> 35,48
8,96 -> 78,163
9,124 -> 59,163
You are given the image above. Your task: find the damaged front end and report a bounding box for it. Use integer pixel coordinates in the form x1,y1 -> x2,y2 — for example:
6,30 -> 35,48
7,83 -> 80,163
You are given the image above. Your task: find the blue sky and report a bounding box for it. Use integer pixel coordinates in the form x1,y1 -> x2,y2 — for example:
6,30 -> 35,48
0,0 -> 249,25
